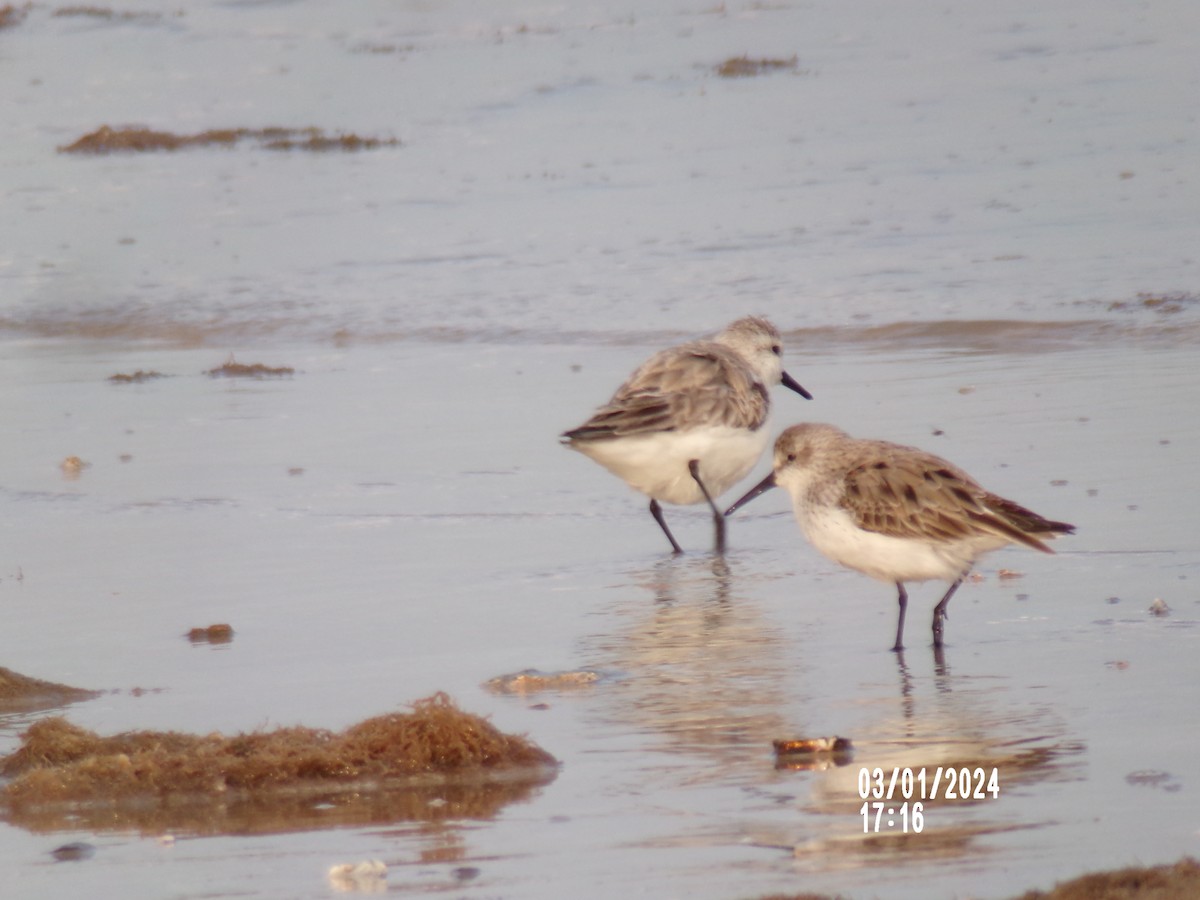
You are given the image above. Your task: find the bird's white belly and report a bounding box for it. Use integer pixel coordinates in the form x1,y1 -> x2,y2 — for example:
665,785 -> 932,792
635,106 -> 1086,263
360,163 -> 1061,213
797,504 -> 979,584
574,425 -> 769,506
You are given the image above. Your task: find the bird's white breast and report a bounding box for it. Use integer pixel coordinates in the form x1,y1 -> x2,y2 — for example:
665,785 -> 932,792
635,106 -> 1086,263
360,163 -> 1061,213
573,424 -> 770,506
794,502 -> 977,584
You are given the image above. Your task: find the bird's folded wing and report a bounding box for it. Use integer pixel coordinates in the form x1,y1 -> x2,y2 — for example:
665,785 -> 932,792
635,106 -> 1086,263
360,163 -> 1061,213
839,450 -> 1054,552
564,345 -> 766,440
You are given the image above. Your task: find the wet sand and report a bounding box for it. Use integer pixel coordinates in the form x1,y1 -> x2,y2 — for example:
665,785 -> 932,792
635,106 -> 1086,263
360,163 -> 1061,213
1,333 -> 1196,898
2,1 -> 1199,897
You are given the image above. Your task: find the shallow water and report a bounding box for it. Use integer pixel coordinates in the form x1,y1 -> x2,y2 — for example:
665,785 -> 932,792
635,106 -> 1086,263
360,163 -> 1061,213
2,1 -> 1199,898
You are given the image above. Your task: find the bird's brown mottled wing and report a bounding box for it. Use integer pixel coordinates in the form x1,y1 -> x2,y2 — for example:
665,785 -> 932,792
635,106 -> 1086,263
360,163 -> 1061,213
562,342 -> 767,441
837,445 -> 1060,552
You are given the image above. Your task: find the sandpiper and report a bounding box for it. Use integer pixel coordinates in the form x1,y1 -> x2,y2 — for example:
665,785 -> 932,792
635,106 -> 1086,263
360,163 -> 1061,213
562,317 -> 811,553
725,423 -> 1075,649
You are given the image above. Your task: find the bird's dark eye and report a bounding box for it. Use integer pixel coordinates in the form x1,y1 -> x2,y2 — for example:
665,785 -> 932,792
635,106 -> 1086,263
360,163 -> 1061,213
786,452 -> 796,462
771,344 -> 782,356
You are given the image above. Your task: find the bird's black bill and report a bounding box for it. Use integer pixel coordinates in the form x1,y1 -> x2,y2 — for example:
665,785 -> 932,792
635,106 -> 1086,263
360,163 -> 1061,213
781,370 -> 813,400
724,472 -> 777,516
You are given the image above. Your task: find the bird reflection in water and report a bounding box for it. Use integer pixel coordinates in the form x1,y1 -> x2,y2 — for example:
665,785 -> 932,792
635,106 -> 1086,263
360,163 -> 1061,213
583,552 -> 799,774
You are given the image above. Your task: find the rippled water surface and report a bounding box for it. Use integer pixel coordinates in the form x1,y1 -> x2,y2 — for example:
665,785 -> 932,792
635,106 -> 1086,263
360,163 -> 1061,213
2,1 -> 1198,898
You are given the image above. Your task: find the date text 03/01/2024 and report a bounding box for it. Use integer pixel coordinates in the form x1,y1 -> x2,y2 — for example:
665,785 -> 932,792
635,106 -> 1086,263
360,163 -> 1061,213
857,767 -> 1001,834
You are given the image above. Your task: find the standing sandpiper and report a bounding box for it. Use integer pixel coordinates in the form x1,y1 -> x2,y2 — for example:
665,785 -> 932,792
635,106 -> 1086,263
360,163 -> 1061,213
725,423 -> 1075,649
562,317 -> 811,554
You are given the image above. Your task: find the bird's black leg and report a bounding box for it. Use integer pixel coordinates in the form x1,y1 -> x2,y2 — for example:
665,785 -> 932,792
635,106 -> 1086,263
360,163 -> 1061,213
932,578 -> 964,647
892,582 -> 908,652
688,459 -> 726,554
649,499 -> 684,555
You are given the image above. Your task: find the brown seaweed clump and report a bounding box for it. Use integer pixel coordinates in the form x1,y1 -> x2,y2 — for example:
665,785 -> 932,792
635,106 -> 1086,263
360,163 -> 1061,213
756,859 -> 1200,899
52,6 -> 167,21
1012,857 -> 1200,900
108,370 -> 166,383
1107,291 -> 1199,316
59,125 -> 400,155
0,693 -> 557,810
715,55 -> 800,78
0,667 -> 98,714
0,3 -> 31,29
205,355 -> 294,378
185,623 -> 235,644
